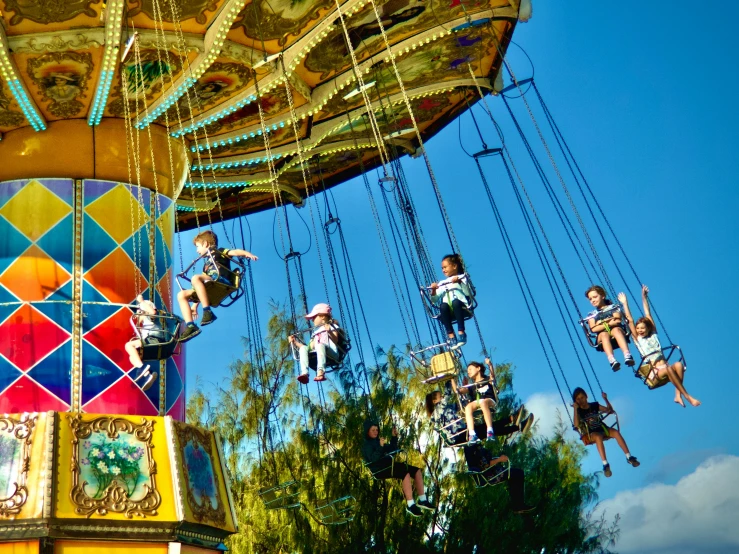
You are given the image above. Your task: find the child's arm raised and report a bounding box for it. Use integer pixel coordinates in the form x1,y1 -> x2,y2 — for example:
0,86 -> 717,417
641,285 -> 657,332
617,293 -> 637,337
599,391 -> 614,414
225,248 -> 258,261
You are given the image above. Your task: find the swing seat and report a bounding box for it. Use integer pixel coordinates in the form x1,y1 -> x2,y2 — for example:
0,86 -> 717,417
635,345 -> 684,390
315,495 -> 356,525
259,480 -> 301,510
291,327 -> 352,373
364,449 -> 405,479
436,419 -> 467,448
425,352 -> 459,385
577,411 -> 619,446
580,305 -> 631,352
130,313 -> 182,361
419,274 -> 478,325
466,461 -> 510,489
193,269 -> 243,308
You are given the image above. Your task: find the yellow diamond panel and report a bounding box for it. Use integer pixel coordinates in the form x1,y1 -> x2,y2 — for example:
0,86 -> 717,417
0,244 -> 71,301
0,180 -> 72,242
156,205 -> 174,253
85,184 -> 148,245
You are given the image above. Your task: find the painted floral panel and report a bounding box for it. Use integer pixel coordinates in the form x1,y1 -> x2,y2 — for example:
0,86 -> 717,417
79,433 -> 148,500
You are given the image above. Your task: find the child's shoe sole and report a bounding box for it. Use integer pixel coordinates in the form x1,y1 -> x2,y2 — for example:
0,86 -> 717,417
140,372 -> 158,392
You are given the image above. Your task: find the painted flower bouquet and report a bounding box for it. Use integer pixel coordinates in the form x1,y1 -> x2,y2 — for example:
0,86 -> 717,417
80,436 -> 144,498
185,442 -> 216,501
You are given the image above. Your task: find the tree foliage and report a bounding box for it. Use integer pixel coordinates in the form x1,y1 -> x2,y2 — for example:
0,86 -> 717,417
187,305 -> 619,553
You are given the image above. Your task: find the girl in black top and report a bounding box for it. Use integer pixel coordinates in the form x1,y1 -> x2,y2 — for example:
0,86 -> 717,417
572,387 -> 640,478
458,358 -> 499,444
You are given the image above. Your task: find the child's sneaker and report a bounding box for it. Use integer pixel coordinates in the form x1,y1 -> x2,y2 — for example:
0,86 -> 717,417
521,413 -> 535,434
200,309 -> 217,326
446,335 -> 457,349
133,365 -> 157,391
178,324 -> 201,343
417,499 -> 435,512
603,463 -> 612,478
609,359 -> 621,372
486,430 -> 495,441
627,456 -> 640,467
406,503 -> 423,517
452,333 -> 466,350
624,353 -> 635,367
467,433 -> 480,445
297,372 -> 310,385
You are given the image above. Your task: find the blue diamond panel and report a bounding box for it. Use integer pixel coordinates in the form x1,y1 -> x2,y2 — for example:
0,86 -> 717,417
37,213 -> 74,273
38,179 -> 74,206
0,216 -> 32,270
0,354 -> 22,394
26,341 -> 72,405
81,341 -> 125,405
0,180 -> 26,210
34,301 -> 74,334
81,214 -> 118,272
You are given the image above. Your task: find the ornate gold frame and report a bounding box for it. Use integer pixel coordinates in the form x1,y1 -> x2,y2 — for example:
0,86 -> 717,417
0,413 -> 37,517
173,421 -> 226,526
68,414 -> 162,518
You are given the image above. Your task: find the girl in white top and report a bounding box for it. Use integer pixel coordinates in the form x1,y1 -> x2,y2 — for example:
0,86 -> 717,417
429,254 -> 474,350
290,303 -> 342,384
619,286 -> 700,407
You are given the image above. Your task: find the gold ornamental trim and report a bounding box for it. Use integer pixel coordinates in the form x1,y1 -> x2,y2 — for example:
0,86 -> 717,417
0,413 -> 37,517
68,414 -> 162,519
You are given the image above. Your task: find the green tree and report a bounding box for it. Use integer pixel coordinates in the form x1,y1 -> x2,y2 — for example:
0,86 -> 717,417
188,306 -> 619,553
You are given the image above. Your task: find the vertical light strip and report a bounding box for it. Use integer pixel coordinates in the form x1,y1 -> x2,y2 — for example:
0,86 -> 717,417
71,179 -> 84,412
88,0 -> 126,125
0,24 -> 46,131
136,0 -> 248,128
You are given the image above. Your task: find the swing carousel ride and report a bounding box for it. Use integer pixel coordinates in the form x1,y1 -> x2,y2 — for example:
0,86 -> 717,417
0,0 -> 538,551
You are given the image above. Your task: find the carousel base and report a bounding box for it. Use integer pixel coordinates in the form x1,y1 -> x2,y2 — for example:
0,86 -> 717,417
0,412 -> 237,551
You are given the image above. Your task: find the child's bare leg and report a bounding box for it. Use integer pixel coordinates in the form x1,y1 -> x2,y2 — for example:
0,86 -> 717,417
126,340 -> 143,367
177,290 -> 194,323
465,402 -> 477,435
479,398 -> 494,428
402,473 -> 413,500
592,434 -> 607,462
609,429 -> 630,455
191,275 -> 211,308
598,331 -> 615,358
668,361 -> 700,406
611,327 -> 630,355
413,470 -> 425,496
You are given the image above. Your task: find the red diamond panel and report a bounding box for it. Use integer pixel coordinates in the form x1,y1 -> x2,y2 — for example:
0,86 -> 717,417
83,307 -> 135,372
167,391 -> 185,421
0,303 -> 70,371
83,376 -> 158,416
0,375 -> 69,413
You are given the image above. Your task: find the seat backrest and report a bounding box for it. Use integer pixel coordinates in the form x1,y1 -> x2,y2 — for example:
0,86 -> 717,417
430,352 -> 457,377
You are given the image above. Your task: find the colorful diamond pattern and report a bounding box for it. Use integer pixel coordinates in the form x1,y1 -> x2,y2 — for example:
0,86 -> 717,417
0,179 -> 181,416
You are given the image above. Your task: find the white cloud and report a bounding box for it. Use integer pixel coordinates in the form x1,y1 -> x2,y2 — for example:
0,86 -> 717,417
524,391 -> 567,438
595,455 -> 739,554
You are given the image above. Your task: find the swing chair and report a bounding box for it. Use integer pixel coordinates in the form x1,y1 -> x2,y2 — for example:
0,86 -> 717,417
635,344 -> 686,390
363,448 -> 406,480
258,479 -> 301,510
289,324 -> 351,375
579,304 -> 631,352
314,495 -> 356,525
176,248 -> 246,308
577,409 -> 619,447
410,344 -> 461,385
463,458 -> 511,489
129,309 -> 182,361
419,274 -> 478,325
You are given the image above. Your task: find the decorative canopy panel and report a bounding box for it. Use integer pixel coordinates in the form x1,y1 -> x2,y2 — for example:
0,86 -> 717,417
0,0 -> 527,227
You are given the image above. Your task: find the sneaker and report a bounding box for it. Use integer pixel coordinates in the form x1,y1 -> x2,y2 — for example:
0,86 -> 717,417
512,504 -> 536,514
453,333 -> 467,349
467,433 -> 480,445
417,499 -> 435,512
297,373 -> 310,385
521,413 -> 535,434
603,463 -> 612,478
627,456 -> 640,467
200,309 -> 217,326
624,353 -> 635,367
446,335 -> 457,349
609,359 -> 621,372
514,405 -> 525,427
406,503 -> 423,517
486,430 -> 495,441
178,324 -> 201,343
133,365 -> 151,382
140,371 -> 158,391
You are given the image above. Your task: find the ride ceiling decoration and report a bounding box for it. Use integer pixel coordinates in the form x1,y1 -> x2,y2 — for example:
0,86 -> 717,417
0,0 -> 525,227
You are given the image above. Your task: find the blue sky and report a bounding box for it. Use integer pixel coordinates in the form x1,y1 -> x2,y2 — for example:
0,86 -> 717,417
181,2 -> 739,550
